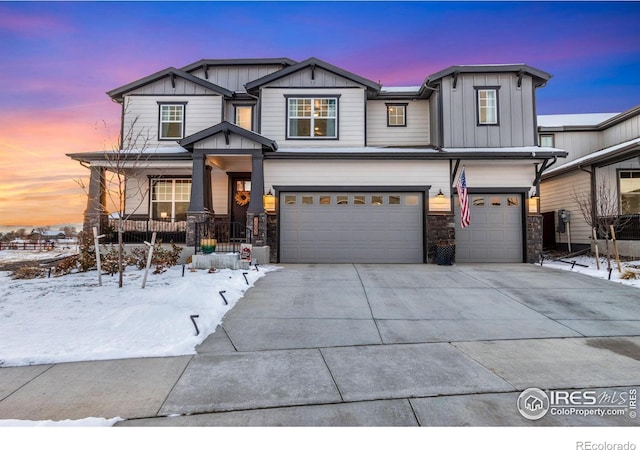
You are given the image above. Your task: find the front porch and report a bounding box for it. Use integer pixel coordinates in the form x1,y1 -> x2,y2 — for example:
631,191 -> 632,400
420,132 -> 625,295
100,217 -> 253,255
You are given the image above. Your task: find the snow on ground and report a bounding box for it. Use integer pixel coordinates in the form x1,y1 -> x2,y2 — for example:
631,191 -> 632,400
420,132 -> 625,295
0,262 -> 277,367
0,248 -> 77,264
0,417 -> 123,427
539,254 -> 640,289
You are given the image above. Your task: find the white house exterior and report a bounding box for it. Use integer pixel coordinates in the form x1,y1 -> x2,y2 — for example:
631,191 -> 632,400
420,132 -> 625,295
68,57 -> 567,264
539,106 -> 640,256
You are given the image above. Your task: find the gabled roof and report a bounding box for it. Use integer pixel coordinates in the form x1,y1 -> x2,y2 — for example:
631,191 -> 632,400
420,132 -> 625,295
180,58 -> 297,73
179,121 -> 278,152
245,57 -> 381,93
107,67 -> 234,101
425,64 -> 552,88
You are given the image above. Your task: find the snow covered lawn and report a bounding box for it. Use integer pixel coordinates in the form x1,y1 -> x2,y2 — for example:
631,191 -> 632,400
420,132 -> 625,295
0,262 -> 276,367
539,254 -> 640,288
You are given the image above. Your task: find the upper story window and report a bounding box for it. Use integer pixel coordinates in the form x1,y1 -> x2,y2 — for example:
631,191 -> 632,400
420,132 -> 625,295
476,88 -> 499,125
539,134 -> 554,147
620,170 -> 640,215
386,103 -> 407,127
235,105 -> 253,131
150,178 -> 191,221
287,96 -> 338,139
159,103 -> 186,140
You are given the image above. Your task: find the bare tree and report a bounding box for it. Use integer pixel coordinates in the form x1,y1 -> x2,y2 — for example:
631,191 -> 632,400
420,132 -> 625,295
77,100 -> 157,287
573,179 -> 634,268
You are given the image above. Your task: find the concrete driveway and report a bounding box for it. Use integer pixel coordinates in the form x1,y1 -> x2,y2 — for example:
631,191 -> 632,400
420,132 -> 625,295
2,263 -> 640,426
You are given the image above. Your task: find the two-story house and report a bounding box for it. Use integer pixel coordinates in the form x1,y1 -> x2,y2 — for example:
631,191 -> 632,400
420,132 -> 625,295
538,105 -> 640,256
68,57 -> 566,264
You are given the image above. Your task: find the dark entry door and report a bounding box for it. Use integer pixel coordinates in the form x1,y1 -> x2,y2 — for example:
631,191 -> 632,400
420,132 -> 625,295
230,174 -> 251,239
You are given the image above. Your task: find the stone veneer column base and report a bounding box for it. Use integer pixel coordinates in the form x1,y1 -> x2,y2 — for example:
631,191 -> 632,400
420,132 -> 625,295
83,212 -> 108,236
186,211 -> 215,247
426,214 -> 455,264
246,211 -> 268,247
266,213 -> 278,263
527,214 -> 543,264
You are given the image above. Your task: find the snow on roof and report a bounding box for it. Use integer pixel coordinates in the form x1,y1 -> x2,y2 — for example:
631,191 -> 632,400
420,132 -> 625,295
544,137 -> 640,176
276,147 -> 439,154
380,86 -> 422,93
537,113 -> 619,128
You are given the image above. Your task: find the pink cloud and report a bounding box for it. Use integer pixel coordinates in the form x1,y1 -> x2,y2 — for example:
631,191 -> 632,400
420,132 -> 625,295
0,6 -> 72,36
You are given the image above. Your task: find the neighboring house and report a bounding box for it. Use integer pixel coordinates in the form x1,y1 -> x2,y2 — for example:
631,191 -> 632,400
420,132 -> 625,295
68,57 -> 567,264
29,230 -> 66,241
539,106 -> 640,256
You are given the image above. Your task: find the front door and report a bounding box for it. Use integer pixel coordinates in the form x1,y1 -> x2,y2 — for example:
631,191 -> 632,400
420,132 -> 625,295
230,174 -> 251,239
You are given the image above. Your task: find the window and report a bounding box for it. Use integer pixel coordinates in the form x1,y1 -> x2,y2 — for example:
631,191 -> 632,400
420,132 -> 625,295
287,97 -> 338,138
159,103 -> 185,139
235,105 -> 253,131
620,170 -> 640,214
386,103 -> 407,127
151,179 -> 191,221
476,88 -> 499,125
539,134 -> 554,147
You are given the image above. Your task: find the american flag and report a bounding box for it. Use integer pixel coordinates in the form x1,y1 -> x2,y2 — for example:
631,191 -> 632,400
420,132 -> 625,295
457,166 -> 470,228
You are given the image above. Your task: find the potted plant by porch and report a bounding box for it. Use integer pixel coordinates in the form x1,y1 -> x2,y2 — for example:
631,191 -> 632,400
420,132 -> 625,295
436,240 -> 455,266
201,238 -> 217,254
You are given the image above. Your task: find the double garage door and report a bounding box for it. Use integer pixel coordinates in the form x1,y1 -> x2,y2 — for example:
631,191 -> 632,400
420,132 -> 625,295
454,193 -> 524,263
280,191 -> 424,263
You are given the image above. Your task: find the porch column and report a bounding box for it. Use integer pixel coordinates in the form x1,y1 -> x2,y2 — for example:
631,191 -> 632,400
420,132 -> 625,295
188,152 -> 206,213
246,152 -> 268,248
247,153 -> 265,213
186,151 -> 214,247
83,165 -> 107,235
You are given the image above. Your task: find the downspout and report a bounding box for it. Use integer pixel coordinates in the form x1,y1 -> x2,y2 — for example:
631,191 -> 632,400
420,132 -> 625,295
244,89 -> 261,133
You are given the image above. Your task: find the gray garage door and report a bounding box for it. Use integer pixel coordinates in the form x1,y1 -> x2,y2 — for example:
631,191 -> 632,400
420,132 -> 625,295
454,193 -> 523,263
280,192 -> 423,263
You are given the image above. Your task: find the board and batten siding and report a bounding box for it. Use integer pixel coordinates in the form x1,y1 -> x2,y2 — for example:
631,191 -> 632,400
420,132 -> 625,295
551,130 -> 602,164
441,73 -> 536,148
264,159 -> 450,195
540,171 -> 592,245
194,133 -> 262,151
260,87 -> 366,148
189,65 -> 287,92
122,95 -> 222,148
366,100 -> 430,147
602,114 -> 640,149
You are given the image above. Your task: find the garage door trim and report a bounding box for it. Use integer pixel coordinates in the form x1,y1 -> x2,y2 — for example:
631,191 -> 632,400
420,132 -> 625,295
274,185 -> 431,263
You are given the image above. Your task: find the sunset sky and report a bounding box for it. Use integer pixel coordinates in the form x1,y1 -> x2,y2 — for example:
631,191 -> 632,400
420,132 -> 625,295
1,1 -> 639,228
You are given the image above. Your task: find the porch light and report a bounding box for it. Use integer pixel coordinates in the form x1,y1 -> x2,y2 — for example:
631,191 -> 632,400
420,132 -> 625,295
263,189 -> 276,212
430,189 -> 450,212
528,196 -> 540,214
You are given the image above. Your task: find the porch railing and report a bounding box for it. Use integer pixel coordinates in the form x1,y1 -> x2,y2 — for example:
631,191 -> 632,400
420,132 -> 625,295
194,219 -> 252,254
102,218 -> 187,245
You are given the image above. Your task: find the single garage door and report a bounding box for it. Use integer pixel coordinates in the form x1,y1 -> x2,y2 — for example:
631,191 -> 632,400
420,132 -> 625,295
280,191 -> 424,263
454,193 -> 523,263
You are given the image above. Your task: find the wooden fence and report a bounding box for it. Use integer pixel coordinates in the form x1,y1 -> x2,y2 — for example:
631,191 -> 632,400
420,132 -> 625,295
0,242 -> 56,251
